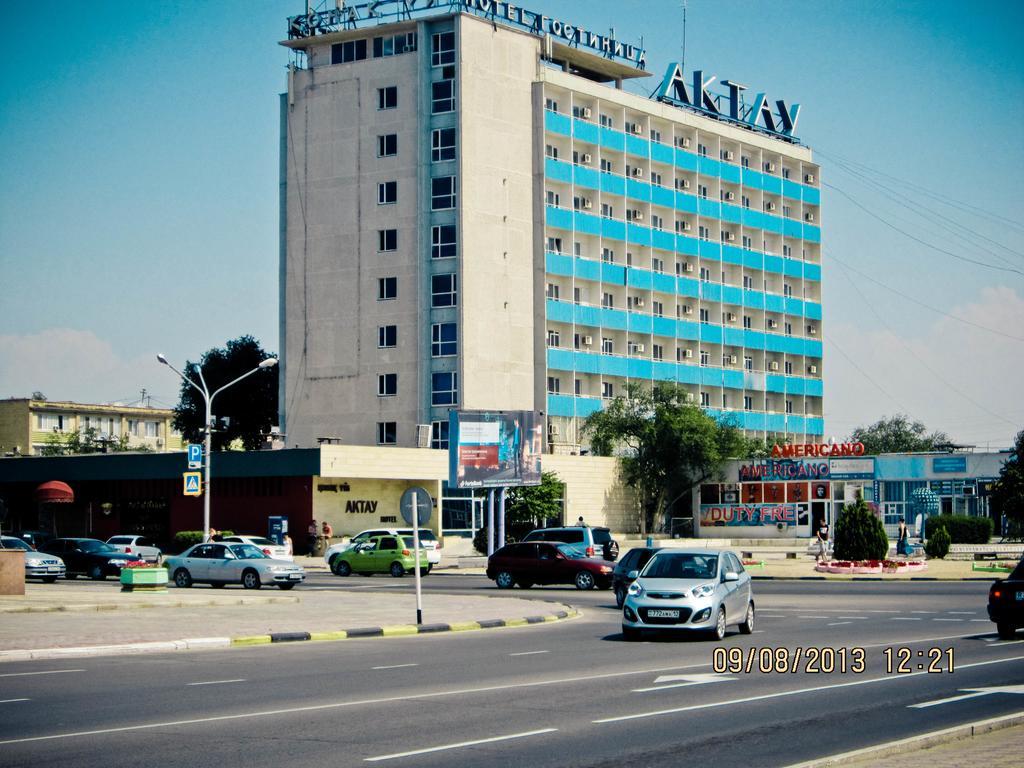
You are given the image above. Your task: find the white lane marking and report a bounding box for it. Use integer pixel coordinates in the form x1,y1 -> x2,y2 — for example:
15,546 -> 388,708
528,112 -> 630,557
594,654 -> 1024,724
827,622 -> 852,627
364,728 -> 558,762
0,669 -> 85,678
948,611 -> 976,615
971,619 -> 991,623
911,611 -> 938,614
989,640 -> 1024,647
864,610 -> 901,614
752,630 -> 765,634
0,699 -> 30,704
837,616 -> 868,620
798,615 -> 830,619
933,618 -> 964,622
632,674 -> 735,693
759,615 -> 787,618
509,650 -> 549,657
891,617 -> 922,621
372,664 -> 419,670
910,684 -> 1024,709
186,679 -> 246,687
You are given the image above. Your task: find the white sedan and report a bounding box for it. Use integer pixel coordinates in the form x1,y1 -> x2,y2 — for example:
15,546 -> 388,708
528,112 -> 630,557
106,535 -> 162,563
166,542 -> 304,590
220,535 -> 292,561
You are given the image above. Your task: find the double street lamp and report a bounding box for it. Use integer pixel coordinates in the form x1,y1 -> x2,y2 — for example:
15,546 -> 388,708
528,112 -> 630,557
157,354 -> 278,542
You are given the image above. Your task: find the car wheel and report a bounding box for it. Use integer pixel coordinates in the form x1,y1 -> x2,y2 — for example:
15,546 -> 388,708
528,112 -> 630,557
242,569 -> 261,590
997,621 -> 1017,640
739,602 -> 755,635
622,626 -> 641,641
615,585 -> 627,609
332,559 -> 352,577
575,571 -> 596,590
495,571 -> 515,589
278,583 -> 296,590
711,607 -> 727,641
517,580 -> 533,589
89,564 -> 105,580
418,567 -> 429,577
42,576 -> 58,584
173,568 -> 193,588
389,562 -> 405,578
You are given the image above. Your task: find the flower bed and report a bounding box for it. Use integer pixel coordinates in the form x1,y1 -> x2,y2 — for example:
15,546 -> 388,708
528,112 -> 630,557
817,560 -> 927,575
120,561 -> 168,593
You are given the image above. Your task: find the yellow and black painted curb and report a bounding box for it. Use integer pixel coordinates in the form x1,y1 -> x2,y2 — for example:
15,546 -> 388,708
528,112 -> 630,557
230,608 -> 581,646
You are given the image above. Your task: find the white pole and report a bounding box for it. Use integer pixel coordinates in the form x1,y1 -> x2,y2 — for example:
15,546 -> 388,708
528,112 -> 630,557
411,490 -> 423,625
487,489 -> 495,556
498,487 -> 507,549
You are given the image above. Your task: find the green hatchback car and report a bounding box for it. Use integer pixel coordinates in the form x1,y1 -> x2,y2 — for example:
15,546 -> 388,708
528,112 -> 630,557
332,534 -> 431,577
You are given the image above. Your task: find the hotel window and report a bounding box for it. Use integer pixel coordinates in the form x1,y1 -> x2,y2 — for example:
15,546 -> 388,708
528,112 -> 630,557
431,372 -> 458,406
651,214 -> 664,230
698,184 -> 708,199
784,283 -> 793,297
547,329 -> 560,347
741,156 -> 750,168
599,113 -> 613,128
743,315 -> 752,329
430,420 -> 450,450
36,413 -> 68,431
377,373 -> 397,397
431,323 -> 457,357
431,128 -> 456,162
378,277 -> 397,300
652,300 -> 664,317
573,286 -> 581,304
785,361 -> 793,375
431,176 -> 456,209
545,283 -> 559,300
782,244 -> 793,258
377,86 -> 397,110
377,133 -> 397,157
376,422 -> 397,445
744,396 -> 753,411
378,229 -> 397,252
650,171 -> 663,186
744,356 -> 753,371
742,235 -> 753,249
545,144 -> 558,159
378,325 -> 397,348
782,205 -> 792,218
431,31 -> 455,66
782,167 -> 791,179
601,203 -> 614,219
722,354 -> 732,367
741,195 -> 751,209
602,382 -> 614,399
373,32 -> 416,58
377,181 -> 397,204
699,266 -> 711,282
546,236 -> 563,253
601,247 -> 615,263
699,308 -> 710,324
431,80 -> 456,113
786,400 -> 794,414
697,143 -> 708,157
601,337 -> 614,354
431,274 -> 457,307
546,190 -> 560,206
650,128 -> 662,143
331,39 -> 367,64
573,333 -> 581,349
700,391 -> 710,407
601,292 -> 614,309
722,393 -> 728,408
700,350 -> 709,366
651,257 -> 664,273
431,225 -> 456,259
743,275 -> 753,289
652,344 -> 664,361
600,158 -> 614,174
547,376 -> 560,394
574,379 -> 582,396
544,97 -> 559,112
785,321 -> 793,336
698,225 -> 710,241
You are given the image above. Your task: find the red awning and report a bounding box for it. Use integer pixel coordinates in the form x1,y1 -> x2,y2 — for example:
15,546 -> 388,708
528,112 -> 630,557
35,480 -> 74,503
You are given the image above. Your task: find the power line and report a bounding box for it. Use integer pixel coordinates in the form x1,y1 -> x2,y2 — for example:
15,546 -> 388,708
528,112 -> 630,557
822,332 -> 912,416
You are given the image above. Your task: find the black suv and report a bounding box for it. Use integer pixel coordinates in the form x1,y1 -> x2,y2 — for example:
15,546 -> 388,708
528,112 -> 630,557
521,526 -> 619,562
988,557 -> 1024,639
612,546 -> 663,607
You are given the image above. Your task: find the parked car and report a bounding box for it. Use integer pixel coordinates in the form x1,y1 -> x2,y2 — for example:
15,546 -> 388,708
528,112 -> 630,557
219,535 -> 292,562
487,541 -> 614,590
330,534 -> 431,577
38,538 -> 135,580
622,549 -> 754,641
106,535 -> 162,563
325,528 -> 441,575
988,557 -> 1024,639
521,525 -> 619,561
612,546 -> 663,608
165,542 -> 305,590
12,530 -> 53,550
0,535 -> 66,582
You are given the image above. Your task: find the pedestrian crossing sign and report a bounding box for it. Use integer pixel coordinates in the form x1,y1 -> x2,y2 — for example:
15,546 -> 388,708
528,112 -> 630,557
183,471 -> 203,496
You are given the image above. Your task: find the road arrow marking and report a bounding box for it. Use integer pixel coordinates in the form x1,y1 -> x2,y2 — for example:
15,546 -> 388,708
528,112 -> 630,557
910,684 -> 1024,708
633,673 -> 736,693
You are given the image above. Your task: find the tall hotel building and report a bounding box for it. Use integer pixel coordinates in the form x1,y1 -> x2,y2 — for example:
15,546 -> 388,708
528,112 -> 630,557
279,2 -> 824,452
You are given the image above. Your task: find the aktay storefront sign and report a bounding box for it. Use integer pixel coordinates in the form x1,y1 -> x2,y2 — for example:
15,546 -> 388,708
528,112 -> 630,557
344,500 -> 380,514
771,442 -> 865,459
700,504 -> 800,527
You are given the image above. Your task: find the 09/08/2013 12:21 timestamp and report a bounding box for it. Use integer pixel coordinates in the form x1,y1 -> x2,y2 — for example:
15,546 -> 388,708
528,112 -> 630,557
712,646 -> 955,674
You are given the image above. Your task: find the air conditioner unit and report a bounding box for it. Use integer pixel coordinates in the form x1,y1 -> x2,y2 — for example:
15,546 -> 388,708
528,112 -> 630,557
548,423 -> 560,436
724,191 -> 735,201
804,173 -> 815,184
582,198 -> 592,209
767,319 -> 778,328
683,305 -> 694,315
685,392 -> 696,403
769,361 -> 779,371
635,343 -> 645,353
805,212 -> 816,222
729,355 -> 738,364
808,326 -> 817,335
632,167 -> 644,178
631,210 -> 644,221
765,162 -> 776,172
583,335 -> 593,345
581,107 -> 592,119
724,150 -> 735,161
684,349 -> 693,358
766,201 -> 776,212
680,221 -> 692,232
727,313 -> 737,322
808,365 -> 818,374
631,296 -> 645,308
631,124 -> 643,135
677,136 -> 691,148
680,178 -> 691,190
725,232 -> 736,242
582,153 -> 592,164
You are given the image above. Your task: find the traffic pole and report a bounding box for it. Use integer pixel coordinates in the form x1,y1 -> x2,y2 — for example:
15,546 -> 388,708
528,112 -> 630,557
411,490 -> 423,625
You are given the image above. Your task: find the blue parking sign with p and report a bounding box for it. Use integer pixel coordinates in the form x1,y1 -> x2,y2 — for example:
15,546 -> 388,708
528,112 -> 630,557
187,443 -> 203,469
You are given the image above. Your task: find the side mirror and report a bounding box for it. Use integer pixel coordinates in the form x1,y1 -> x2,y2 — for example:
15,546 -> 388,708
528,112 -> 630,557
723,571 -> 739,582
627,570 -> 639,580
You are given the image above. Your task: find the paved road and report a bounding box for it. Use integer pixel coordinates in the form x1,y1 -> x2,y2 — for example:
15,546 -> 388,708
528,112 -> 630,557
1,577 -> 1021,767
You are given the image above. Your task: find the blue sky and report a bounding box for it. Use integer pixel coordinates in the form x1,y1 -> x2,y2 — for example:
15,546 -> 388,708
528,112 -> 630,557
1,0 -> 1022,447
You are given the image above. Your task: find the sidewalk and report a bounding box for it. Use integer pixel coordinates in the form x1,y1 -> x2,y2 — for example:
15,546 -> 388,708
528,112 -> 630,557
0,583 -> 577,661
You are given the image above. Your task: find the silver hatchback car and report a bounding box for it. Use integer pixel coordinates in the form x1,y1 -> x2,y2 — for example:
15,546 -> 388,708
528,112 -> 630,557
622,549 -> 754,641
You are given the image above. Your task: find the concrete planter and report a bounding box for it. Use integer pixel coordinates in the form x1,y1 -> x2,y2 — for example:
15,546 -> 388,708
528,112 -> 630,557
120,567 -> 168,593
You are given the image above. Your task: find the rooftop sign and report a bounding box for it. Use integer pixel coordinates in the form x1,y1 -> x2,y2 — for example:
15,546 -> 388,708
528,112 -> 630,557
657,64 -> 802,142
287,0 -> 646,68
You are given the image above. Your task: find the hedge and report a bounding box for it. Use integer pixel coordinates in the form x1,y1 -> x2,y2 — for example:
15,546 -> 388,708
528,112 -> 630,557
923,515 -> 992,544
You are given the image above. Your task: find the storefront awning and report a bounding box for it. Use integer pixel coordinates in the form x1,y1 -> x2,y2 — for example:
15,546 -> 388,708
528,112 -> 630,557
35,480 -> 74,503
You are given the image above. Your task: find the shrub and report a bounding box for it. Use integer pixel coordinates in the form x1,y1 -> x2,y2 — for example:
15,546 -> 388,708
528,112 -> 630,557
833,497 -> 889,562
923,514 -> 992,544
472,527 -> 515,555
925,525 -> 951,559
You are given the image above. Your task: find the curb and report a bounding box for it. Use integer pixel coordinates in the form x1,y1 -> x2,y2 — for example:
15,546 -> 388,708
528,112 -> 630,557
750,575 -> 996,582
784,710 -> 1024,767
0,595 -> 300,614
0,609 -> 580,662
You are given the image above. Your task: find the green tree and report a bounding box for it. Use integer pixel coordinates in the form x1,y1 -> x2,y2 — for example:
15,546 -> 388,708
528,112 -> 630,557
848,414 -> 951,455
991,429 -> 1024,540
582,382 -> 754,535
833,495 -> 889,561
171,336 -> 278,451
506,471 -> 564,527
39,427 -> 151,456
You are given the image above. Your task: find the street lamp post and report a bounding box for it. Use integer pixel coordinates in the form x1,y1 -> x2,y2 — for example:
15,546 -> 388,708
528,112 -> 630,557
157,354 -> 278,542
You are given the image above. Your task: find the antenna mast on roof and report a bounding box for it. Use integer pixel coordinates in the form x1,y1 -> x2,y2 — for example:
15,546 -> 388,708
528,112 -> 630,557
681,0 -> 687,72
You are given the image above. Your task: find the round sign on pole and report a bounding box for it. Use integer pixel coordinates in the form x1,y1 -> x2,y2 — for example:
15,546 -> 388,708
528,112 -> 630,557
400,487 -> 432,526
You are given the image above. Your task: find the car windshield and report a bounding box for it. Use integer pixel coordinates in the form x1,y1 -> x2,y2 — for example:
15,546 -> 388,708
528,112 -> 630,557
107,537 -> 132,544
245,537 -> 277,547
0,537 -> 32,551
78,540 -> 116,553
229,544 -> 268,559
556,543 -> 589,559
642,553 -> 718,580
592,529 -> 612,545
398,529 -> 437,542
401,536 -> 429,549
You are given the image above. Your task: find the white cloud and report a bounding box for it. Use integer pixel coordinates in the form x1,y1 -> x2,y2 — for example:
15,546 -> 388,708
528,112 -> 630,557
826,286 -> 1024,449
0,328 -> 178,408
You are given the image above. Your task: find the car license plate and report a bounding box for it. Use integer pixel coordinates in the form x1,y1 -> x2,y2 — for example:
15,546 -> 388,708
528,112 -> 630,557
1016,591 -> 1024,601
288,574 -> 302,580
647,609 -> 679,618
47,566 -> 60,572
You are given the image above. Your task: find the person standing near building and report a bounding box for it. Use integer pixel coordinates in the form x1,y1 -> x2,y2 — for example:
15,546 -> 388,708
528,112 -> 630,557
307,519 -> 319,553
897,519 -> 909,557
321,520 -> 333,545
815,520 -> 830,563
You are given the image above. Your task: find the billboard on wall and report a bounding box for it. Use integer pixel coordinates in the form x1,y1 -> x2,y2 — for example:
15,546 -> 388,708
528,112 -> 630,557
448,411 -> 543,489
700,503 -> 807,527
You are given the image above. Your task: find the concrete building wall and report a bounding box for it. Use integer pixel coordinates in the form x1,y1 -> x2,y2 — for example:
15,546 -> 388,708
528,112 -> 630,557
0,400 -> 30,456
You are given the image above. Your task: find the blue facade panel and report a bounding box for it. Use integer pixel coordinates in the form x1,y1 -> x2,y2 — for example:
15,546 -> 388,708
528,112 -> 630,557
804,224 -> 821,242
627,223 -> 652,247
546,205 -> 572,230
574,166 -> 600,189
677,278 -> 700,298
545,110 -> 571,136
574,352 -> 601,374
601,263 -> 626,285
766,413 -> 787,432
805,378 -> 824,397
722,246 -> 745,266
546,394 -> 575,417
653,361 -> 677,381
698,241 -> 722,261
626,267 -> 652,290
723,327 -> 745,347
677,235 -> 699,256
784,297 -> 804,316
805,262 -> 822,282
626,178 -> 650,202
700,324 -> 723,344
803,186 -> 820,206
782,179 -> 803,201
783,219 -> 803,239
652,273 -> 676,293
743,290 -> 765,310
547,348 -> 574,371
600,127 -> 625,151
628,359 -> 653,378
630,313 -> 653,334
601,356 -> 629,377
805,417 -> 824,435
697,199 -> 721,218
574,304 -> 601,328
546,252 -> 573,276
601,308 -> 628,330
676,365 -> 701,385
745,412 -> 767,431
764,294 -> 786,314
545,157 -> 572,183
698,157 -> 721,177
765,375 -> 786,393
652,186 -> 675,208
574,212 -> 600,235
573,119 -> 599,144
652,142 -> 674,165
675,192 -> 698,213
546,299 -> 573,323
575,257 -> 600,281
805,302 -> 822,320
602,218 -> 627,241
782,258 -> 804,278
721,285 -> 744,306
720,163 -> 741,185
676,321 -> 699,340
601,173 -> 625,196
700,282 -> 723,302
675,149 -> 698,172
625,135 -> 647,157
652,230 -> 676,251
653,317 -> 676,336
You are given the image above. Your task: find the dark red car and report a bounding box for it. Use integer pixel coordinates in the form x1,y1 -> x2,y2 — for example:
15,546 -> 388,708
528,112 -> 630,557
487,542 -> 614,590
988,557 -> 1024,639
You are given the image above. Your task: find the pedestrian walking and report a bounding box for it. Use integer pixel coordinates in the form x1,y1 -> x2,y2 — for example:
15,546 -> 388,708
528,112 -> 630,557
283,534 -> 293,557
321,520 -> 333,543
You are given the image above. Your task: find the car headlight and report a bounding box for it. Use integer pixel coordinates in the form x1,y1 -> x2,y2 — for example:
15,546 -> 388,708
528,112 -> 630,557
691,583 -> 715,598
270,566 -> 293,573
599,566 -> 612,573
627,581 -> 645,598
